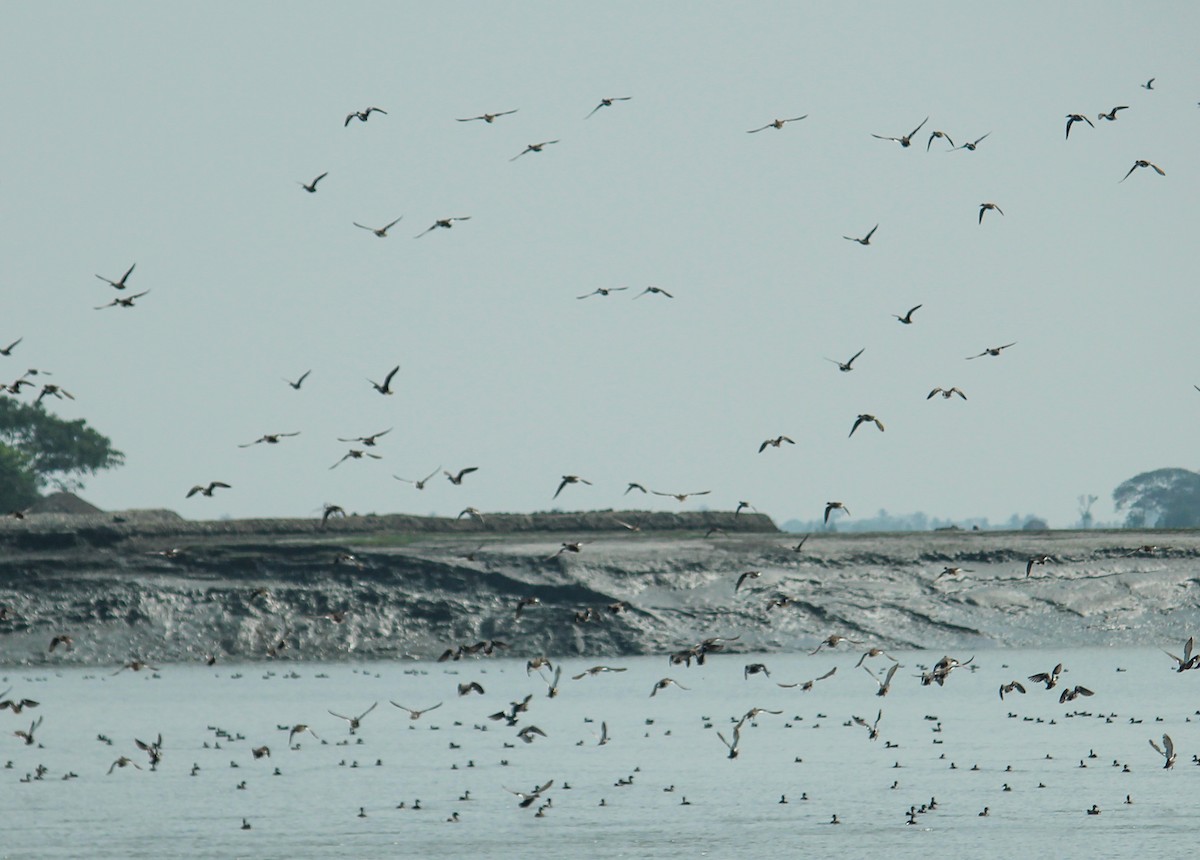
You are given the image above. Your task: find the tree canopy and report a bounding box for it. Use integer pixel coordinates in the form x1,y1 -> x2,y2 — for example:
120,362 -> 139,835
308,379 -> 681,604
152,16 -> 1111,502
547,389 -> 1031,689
1112,467 -> 1200,528
0,397 -> 124,510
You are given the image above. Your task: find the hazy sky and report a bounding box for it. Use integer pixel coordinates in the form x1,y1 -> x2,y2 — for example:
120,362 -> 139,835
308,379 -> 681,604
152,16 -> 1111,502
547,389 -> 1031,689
2,3 -> 1196,527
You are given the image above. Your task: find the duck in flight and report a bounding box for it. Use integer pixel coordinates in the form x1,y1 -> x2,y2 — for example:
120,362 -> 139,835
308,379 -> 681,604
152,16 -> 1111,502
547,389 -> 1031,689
966,342 -> 1016,359
236,431 -> 297,446
394,466 -> 440,489
953,132 -> 990,151
652,490 -> 711,502
843,225 -> 878,245
95,263 -> 136,290
328,702 -> 378,733
979,202 -> 1004,224
928,387 -> 967,400
587,97 -> 632,119
415,217 -> 471,238
1120,160 -> 1165,182
338,428 -> 391,447
95,290 -> 150,309
926,130 -> 954,151
1097,106 -> 1128,121
747,115 -> 807,133
187,481 -> 230,498
872,117 -> 928,147
553,475 -> 592,499
633,286 -> 673,299
578,286 -> 629,299
827,348 -> 865,372
368,365 -> 400,395
824,502 -> 850,524
299,172 -> 327,193
353,217 -> 403,237
444,466 -> 479,485
457,109 -> 518,123
511,140 -> 559,161
284,370 -> 311,390
849,414 -> 885,437
345,106 -> 387,126
330,449 -> 382,469
0,337 -> 21,356
893,304 -> 921,324
759,435 -> 794,452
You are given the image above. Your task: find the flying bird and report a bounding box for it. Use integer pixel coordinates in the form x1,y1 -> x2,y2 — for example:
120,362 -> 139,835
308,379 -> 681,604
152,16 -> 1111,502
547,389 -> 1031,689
444,467 -> 479,485
926,130 -> 954,151
1141,78 -> 1156,90
650,678 -> 689,697
95,290 -> 150,309
330,449 -> 382,469
415,217 -> 471,238
872,117 -> 928,147
553,475 -> 592,499
966,342 -> 1016,359
35,384 -> 73,404
298,172 -> 327,193
1163,636 -> 1198,672
239,432 -> 299,447
1058,685 -> 1094,704
368,365 -> 400,395
811,634 -> 860,654
758,435 -> 794,453
843,225 -> 878,245
776,668 -> 837,691
998,680 -> 1026,700
96,263 -> 136,289
572,666 -> 627,680
0,338 -> 21,356
853,709 -> 884,740
1065,113 -> 1094,139
1028,663 -> 1064,690
827,348 -> 865,372
746,115 -> 807,133
328,702 -> 378,733
284,370 -> 311,390
394,466 -> 440,489
345,106 -> 387,126
1149,734 -> 1175,769
187,481 -> 230,498
456,109 -> 518,123
353,217 -> 403,237
633,286 -> 673,299
577,286 -> 629,299
849,414 -> 885,437
824,502 -> 850,524
1025,555 -> 1053,576
927,387 -> 967,400
505,779 -> 553,808
457,681 -> 485,696
511,140 -> 560,161
586,97 -> 632,119
624,482 -> 647,494
893,305 -> 922,324
652,490 -> 711,502
952,132 -> 990,151
1097,106 -> 1128,121
338,428 -> 391,446
979,202 -> 1004,224
1120,160 -> 1165,182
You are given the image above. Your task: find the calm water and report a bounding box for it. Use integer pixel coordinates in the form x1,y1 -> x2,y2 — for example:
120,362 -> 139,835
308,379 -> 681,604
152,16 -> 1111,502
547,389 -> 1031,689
3,647 -> 1196,859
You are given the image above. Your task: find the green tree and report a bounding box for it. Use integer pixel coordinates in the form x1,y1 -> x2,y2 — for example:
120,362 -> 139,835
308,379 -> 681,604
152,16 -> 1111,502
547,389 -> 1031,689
1112,468 -> 1200,528
0,398 -> 124,501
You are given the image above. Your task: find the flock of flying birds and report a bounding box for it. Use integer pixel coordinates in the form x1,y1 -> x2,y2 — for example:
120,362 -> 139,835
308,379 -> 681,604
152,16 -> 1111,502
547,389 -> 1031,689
0,72 -> 1190,530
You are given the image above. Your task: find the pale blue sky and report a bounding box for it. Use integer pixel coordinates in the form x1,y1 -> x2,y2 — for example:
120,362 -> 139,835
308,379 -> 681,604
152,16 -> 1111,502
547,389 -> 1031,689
2,2 -> 1196,526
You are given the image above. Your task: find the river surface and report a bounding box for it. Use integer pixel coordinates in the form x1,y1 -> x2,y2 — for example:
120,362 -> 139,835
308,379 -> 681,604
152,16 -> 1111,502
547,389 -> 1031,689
4,647 -> 1197,859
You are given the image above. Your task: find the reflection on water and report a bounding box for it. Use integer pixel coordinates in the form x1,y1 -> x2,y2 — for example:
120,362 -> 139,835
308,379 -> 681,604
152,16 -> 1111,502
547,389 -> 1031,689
3,647 -> 1196,859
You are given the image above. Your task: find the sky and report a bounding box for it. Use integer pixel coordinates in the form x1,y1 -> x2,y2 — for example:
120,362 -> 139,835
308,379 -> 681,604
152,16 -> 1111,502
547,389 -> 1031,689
1,2 -> 1197,528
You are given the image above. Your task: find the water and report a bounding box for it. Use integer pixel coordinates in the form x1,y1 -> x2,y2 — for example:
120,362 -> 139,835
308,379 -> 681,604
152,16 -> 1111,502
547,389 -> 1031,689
3,647 -> 1195,859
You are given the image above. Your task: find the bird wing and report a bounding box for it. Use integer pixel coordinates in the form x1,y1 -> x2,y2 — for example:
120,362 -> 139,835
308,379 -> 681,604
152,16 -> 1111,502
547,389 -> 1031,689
358,702 -> 378,720
382,365 -> 400,388
848,347 -> 865,364
908,117 -> 929,137
746,124 -> 771,133
849,417 -> 864,437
